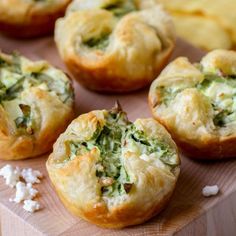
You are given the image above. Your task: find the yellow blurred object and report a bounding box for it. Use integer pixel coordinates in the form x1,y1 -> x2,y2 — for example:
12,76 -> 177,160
157,0 -> 236,50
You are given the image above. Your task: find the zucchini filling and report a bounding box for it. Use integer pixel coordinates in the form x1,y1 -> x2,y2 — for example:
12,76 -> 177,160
66,105 -> 178,198
81,0 -> 137,51
0,53 -> 73,133
102,0 -> 137,17
83,33 -> 110,51
156,66 -> 236,128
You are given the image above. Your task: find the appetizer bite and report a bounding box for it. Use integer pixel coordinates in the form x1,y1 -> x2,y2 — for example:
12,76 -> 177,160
54,0 -> 175,92
149,49 -> 236,159
0,52 -> 74,160
0,0 -> 71,38
46,104 -> 180,228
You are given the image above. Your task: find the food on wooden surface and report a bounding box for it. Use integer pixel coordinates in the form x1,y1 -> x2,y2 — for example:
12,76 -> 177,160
149,49 -> 236,159
21,168 -> 43,184
0,0 -> 72,38
46,104 -> 180,228
10,182 -> 38,203
0,164 -> 21,187
0,52 -> 74,160
0,164 -> 43,213
202,185 -> 219,197
55,0 -> 175,92
23,199 -> 41,213
156,0 -> 236,50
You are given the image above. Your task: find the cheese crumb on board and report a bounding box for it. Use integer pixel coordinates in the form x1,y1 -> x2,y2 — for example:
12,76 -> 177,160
10,182 -> 38,203
0,164 -> 43,213
23,200 -> 41,213
0,164 -> 20,188
21,168 -> 43,184
202,185 -> 219,197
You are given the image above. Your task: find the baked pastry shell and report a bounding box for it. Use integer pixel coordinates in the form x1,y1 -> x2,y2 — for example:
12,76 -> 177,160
149,50 -> 236,160
63,47 -> 173,93
0,1 -> 71,38
148,110 -> 236,160
46,112 -> 180,228
0,53 -> 75,160
48,157 -> 176,229
55,5 -> 176,93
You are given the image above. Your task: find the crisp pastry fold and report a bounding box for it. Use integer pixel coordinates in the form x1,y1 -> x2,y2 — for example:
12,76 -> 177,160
149,49 -> 236,159
0,0 -> 71,38
0,52 -> 74,160
55,0 -> 175,92
46,104 -> 180,228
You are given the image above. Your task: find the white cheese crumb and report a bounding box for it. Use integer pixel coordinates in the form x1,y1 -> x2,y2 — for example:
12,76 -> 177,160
0,165 -> 43,213
202,185 -> 219,197
21,168 -> 43,184
139,153 -> 166,169
10,182 -> 38,203
23,200 -> 40,213
0,165 -> 20,188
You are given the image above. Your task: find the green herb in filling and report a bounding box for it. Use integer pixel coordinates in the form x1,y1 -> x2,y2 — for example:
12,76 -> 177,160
0,54 -> 73,105
0,53 -> 73,134
14,104 -> 34,134
83,34 -> 110,51
197,73 -> 236,127
66,104 -> 177,197
157,65 -> 236,128
126,124 -> 177,166
102,0 -> 137,17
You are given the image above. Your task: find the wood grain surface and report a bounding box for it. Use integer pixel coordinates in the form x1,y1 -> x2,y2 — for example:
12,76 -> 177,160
0,35 -> 236,236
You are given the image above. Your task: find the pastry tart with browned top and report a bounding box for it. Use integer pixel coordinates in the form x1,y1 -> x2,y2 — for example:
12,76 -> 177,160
149,50 -> 236,159
55,0 -> 175,92
0,0 -> 71,38
46,104 -> 180,228
0,52 -> 74,160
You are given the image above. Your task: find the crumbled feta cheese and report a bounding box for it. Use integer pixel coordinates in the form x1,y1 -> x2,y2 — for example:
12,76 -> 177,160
0,165 -> 20,188
21,168 -> 43,184
10,182 -> 38,203
202,185 -> 219,197
23,200 -> 40,213
0,165 -> 43,213
139,153 -> 166,169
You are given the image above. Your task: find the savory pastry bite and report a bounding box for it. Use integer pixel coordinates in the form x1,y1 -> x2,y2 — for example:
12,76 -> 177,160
54,0 -> 176,92
0,52 -> 74,160
149,49 -> 236,159
0,0 -> 71,38
46,104 -> 180,228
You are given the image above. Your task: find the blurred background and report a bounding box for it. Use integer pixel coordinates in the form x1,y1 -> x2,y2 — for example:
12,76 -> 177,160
157,0 -> 236,51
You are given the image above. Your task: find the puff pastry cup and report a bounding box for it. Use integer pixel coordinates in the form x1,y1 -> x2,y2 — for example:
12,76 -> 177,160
149,49 -> 236,159
0,0 -> 71,38
0,52 -> 74,160
46,104 -> 180,228
54,0 -> 176,92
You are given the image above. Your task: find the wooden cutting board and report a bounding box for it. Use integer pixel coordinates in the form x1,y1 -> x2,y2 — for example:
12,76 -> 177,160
0,35 -> 236,236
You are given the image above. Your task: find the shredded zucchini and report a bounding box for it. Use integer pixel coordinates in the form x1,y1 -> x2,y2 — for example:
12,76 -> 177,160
66,104 -> 178,197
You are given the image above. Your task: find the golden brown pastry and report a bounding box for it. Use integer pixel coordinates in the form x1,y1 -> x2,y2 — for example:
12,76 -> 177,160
54,0 -> 176,92
0,51 -> 74,160
0,0 -> 71,38
149,49 -> 236,159
46,104 -> 180,228
156,0 -> 236,50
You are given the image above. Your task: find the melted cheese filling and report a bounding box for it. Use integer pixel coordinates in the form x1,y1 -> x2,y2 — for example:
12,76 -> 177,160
0,53 -> 73,134
157,67 -> 236,128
